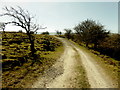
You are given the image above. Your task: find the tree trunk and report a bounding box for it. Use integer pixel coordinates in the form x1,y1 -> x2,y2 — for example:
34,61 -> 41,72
30,39 -> 35,57
86,42 -> 89,47
27,33 -> 36,57
94,44 -> 97,49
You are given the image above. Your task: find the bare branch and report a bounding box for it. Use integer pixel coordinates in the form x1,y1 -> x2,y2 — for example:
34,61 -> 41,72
1,6 -> 39,33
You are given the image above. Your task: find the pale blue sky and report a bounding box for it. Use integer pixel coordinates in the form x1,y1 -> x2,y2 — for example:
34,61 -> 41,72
0,2 -> 118,33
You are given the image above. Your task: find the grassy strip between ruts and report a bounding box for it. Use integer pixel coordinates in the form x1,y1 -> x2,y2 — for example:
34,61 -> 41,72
73,47 -> 90,88
2,45 -> 64,88
69,39 -> 119,87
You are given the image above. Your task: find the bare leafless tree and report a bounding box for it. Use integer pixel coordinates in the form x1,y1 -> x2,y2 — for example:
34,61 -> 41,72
0,6 -> 39,57
0,22 -> 6,32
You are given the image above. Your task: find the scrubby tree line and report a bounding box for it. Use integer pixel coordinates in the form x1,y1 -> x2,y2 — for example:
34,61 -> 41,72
64,19 -> 120,60
56,30 -> 62,35
41,31 -> 49,35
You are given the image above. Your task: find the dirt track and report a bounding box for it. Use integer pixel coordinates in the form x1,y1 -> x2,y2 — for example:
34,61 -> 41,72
32,38 -> 116,88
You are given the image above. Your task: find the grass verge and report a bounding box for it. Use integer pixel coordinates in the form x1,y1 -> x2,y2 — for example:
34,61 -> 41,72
70,40 -> 119,87
2,45 -> 64,88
